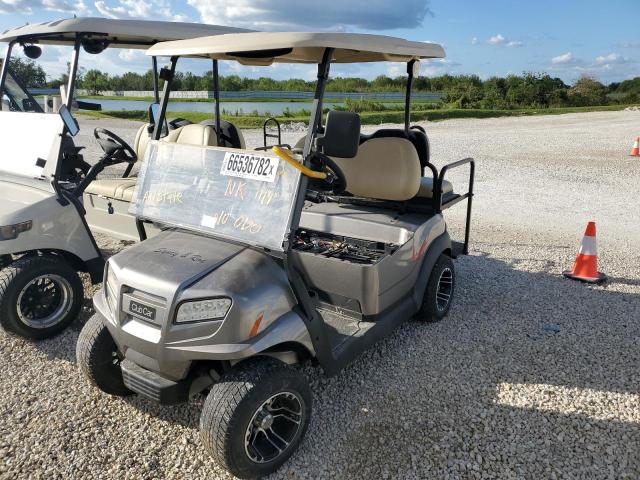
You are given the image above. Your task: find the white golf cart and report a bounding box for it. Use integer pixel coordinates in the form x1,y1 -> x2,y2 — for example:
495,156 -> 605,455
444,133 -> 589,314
0,17 -> 250,339
77,32 -> 475,478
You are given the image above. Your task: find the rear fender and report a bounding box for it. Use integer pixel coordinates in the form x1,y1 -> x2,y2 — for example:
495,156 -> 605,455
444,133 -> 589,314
412,231 -> 452,309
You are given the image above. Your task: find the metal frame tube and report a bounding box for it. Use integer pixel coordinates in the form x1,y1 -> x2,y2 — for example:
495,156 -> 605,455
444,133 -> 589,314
65,37 -> 81,109
302,48 -> 333,159
212,59 -> 222,146
153,57 -> 178,141
404,60 -> 416,134
0,41 -> 15,111
152,56 -> 159,103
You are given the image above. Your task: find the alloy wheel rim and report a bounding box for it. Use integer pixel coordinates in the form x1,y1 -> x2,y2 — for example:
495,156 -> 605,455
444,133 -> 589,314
16,274 -> 73,329
244,391 -> 304,464
435,267 -> 453,312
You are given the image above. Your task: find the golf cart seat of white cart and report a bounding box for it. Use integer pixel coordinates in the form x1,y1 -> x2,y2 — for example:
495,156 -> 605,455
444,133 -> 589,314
84,123 -> 229,239
85,121 -> 244,201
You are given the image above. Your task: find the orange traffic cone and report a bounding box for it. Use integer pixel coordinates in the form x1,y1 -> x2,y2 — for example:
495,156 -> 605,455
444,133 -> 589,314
563,222 -> 607,284
631,137 -> 640,157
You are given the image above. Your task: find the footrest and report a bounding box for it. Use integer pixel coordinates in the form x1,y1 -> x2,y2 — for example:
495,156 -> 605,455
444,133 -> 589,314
121,359 -> 190,405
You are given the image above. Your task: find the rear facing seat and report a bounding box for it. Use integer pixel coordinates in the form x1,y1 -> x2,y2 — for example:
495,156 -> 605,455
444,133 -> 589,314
298,127 -> 453,201
85,123 -> 235,203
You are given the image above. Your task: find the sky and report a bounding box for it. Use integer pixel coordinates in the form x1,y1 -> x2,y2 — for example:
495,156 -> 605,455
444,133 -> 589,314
0,0 -> 638,85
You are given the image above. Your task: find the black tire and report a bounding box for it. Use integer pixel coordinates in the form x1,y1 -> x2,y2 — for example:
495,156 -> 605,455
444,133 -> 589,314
76,314 -> 132,397
416,254 -> 455,322
0,255 -> 11,269
0,255 -> 84,339
200,357 -> 311,479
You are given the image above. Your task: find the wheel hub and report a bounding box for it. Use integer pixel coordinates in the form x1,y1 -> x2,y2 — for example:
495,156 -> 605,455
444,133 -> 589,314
435,267 -> 453,312
16,273 -> 74,329
244,391 -> 303,464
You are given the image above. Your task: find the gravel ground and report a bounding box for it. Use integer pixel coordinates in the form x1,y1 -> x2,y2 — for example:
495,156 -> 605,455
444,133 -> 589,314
1,111 -> 639,479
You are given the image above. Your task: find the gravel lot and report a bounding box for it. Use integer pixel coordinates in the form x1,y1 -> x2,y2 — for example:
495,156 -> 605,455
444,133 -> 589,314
1,111 -> 639,479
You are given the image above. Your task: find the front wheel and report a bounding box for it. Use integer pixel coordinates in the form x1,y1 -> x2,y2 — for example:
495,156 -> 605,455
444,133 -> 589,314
200,357 -> 311,479
76,314 -> 132,397
0,255 -> 11,269
415,254 -> 456,322
0,255 -> 83,339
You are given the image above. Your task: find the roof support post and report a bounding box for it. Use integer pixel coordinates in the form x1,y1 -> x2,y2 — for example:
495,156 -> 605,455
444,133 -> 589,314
302,47 -> 333,159
212,59 -> 222,147
65,37 -> 81,109
0,41 -> 15,111
151,56 -> 160,103
153,56 -> 178,141
404,59 -> 416,134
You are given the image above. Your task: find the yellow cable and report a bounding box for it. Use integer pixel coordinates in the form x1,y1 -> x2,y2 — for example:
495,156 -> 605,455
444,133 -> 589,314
272,146 -> 328,179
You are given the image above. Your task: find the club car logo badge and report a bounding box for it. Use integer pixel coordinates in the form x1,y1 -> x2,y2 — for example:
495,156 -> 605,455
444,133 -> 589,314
220,152 -> 280,183
128,299 -> 157,321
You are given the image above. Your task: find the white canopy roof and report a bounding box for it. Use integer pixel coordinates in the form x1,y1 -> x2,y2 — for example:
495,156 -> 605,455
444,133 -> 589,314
0,17 -> 251,49
146,32 -> 445,64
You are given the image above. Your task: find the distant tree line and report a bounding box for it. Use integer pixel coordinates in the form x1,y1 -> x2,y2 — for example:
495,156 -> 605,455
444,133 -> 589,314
7,57 -> 639,109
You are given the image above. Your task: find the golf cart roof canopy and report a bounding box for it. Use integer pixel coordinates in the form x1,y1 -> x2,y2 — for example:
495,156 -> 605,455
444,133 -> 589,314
146,31 -> 445,64
0,17 -> 251,49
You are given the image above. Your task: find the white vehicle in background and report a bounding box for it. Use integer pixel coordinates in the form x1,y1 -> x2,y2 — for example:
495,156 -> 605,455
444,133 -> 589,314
0,17 -> 250,339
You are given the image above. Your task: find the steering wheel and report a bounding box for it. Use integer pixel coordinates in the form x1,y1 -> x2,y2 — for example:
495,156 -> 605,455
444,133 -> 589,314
93,128 -> 137,165
410,125 -> 426,134
308,153 -> 347,195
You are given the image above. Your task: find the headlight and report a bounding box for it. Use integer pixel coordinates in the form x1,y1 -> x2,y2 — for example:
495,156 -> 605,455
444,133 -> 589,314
175,298 -> 232,323
0,221 -> 32,240
105,264 -> 119,311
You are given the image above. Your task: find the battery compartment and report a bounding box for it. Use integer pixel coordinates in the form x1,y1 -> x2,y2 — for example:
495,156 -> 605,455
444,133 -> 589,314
293,230 -> 397,265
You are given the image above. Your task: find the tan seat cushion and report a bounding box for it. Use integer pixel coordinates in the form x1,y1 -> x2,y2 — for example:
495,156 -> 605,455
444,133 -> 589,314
164,123 -> 217,147
85,178 -> 137,202
416,177 -> 454,199
87,124 -> 222,202
333,137 -> 421,201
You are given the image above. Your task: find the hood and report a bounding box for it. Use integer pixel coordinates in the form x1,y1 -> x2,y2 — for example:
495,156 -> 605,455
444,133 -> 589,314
0,178 -> 55,225
110,229 -> 246,302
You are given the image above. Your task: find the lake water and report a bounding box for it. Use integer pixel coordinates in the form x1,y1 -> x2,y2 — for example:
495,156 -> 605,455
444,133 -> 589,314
92,99 -> 341,116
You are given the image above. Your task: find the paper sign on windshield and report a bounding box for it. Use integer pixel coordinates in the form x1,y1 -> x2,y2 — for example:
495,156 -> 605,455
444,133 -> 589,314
220,152 -> 280,183
130,142 -> 301,251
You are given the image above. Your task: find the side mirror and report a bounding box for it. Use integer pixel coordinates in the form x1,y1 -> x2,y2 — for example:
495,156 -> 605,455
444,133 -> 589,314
317,111 -> 361,158
58,105 -> 79,137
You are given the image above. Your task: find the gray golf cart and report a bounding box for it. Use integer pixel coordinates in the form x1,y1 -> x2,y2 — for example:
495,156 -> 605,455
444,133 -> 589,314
77,32 -> 475,478
0,18 -> 251,339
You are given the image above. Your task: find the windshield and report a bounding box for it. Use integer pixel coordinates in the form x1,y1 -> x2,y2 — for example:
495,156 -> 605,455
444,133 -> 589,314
130,142 -> 302,251
1,66 -> 43,113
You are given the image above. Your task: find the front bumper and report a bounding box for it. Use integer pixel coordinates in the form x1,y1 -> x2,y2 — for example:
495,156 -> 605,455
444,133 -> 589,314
121,359 -> 192,405
94,285 -> 314,382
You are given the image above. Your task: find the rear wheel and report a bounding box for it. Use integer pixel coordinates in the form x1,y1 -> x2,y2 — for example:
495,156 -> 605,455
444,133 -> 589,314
76,314 -> 132,397
0,256 -> 83,339
200,357 -> 311,479
416,254 -> 455,322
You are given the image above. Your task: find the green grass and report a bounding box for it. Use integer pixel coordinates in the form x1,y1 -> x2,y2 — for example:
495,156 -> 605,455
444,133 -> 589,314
78,95 -> 437,104
77,104 -> 635,128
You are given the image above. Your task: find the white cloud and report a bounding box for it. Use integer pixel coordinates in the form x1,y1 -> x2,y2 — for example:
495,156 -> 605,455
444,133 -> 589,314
0,0 -> 88,14
94,0 -> 186,21
551,52 -> 574,65
421,58 -> 461,77
594,52 -> 626,65
488,33 -> 505,45
118,49 -> 145,62
487,33 -> 524,48
186,0 -> 432,30
618,41 -> 640,48
471,37 -> 478,45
